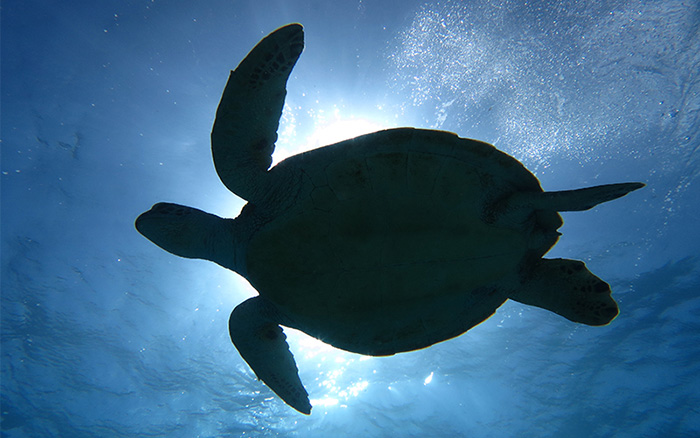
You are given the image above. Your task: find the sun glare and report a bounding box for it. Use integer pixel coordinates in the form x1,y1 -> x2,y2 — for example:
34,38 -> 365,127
306,118 -> 386,150
273,103 -> 391,164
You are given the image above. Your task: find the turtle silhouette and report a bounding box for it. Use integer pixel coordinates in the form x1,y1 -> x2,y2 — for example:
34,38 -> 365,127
135,23 -> 644,414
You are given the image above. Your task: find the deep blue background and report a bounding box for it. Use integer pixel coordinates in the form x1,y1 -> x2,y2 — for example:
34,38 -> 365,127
2,0 -> 699,436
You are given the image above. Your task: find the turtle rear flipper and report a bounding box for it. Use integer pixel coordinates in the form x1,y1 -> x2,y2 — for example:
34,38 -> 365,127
229,297 -> 312,414
517,182 -> 645,212
509,258 -> 619,326
490,182 -> 645,227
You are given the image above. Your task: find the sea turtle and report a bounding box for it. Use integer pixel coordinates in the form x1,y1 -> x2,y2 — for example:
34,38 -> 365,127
135,23 -> 644,414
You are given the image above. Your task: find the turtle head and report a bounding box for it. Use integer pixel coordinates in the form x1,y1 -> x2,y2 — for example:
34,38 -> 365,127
135,203 -> 242,274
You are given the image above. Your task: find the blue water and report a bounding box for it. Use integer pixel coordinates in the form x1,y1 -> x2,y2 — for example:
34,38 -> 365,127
2,0 -> 699,436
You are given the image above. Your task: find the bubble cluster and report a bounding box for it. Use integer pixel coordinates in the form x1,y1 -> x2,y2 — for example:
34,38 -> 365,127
388,1 -> 699,172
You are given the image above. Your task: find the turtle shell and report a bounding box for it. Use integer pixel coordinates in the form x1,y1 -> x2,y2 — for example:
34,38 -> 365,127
245,128 -> 557,355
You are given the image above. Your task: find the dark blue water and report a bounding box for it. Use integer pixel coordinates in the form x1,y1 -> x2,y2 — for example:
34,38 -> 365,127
2,0 -> 699,436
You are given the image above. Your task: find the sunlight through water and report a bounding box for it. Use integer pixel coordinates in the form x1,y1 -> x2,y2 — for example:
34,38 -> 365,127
274,104 -> 389,164
286,330 -> 373,411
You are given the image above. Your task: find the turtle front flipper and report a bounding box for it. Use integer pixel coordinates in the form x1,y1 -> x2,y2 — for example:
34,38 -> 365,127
212,24 -> 304,202
229,297 -> 312,414
509,258 -> 619,326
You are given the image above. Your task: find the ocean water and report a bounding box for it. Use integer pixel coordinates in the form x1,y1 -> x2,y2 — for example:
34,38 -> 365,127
2,0 -> 699,436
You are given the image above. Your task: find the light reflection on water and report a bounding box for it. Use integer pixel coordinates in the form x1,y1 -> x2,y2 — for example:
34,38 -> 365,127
286,329 -> 373,410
